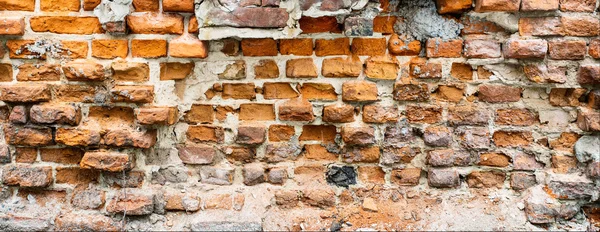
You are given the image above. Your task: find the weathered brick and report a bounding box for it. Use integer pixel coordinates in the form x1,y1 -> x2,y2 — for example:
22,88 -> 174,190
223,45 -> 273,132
559,0 -> 596,12
322,57 -> 362,78
30,16 -> 103,34
493,131 -> 534,147
552,155 -> 578,173
577,65 -> 600,85
242,163 -> 266,186
456,127 -> 490,150
523,64 -> 567,83
521,0 -> 559,10
104,129 -> 156,148
589,39 -> 600,59
91,39 -> 127,59
299,125 -> 337,142
239,103 -> 275,121
111,85 -> 154,103
269,125 -> 295,142
351,38 -> 387,56
278,98 -> 314,121
362,104 -> 398,123
436,0 -> 473,13
30,103 -> 81,125
548,40 -> 586,60
164,192 -> 200,211
424,126 -> 452,147
428,168 -> 459,188
40,148 -> 84,164
299,83 -> 337,101
464,39 -> 501,58
178,146 -> 215,164
519,17 -> 562,36
323,104 -> 355,123
504,39 -> 547,59
588,90 -> 600,109
237,125 -> 266,145
241,38 -> 278,56
410,59 -> 442,79
478,85 -> 522,103
495,108 -> 537,126
222,83 -> 256,100
373,16 -> 397,34
342,81 -> 378,102
549,88 -> 586,106
40,0 -> 80,11
0,64 -> 12,82
467,171 -> 505,188
0,0 -> 35,11
315,38 -> 350,56
511,172 -> 536,190
0,17 -> 25,35
136,107 -> 178,125
62,61 -> 106,81
561,16 -> 600,37
127,13 -> 184,34
133,0 -> 159,11
2,165 -> 52,187
391,168 -> 421,186
426,38 -> 463,58
14,148 -> 36,163
302,144 -> 338,160
428,149 -> 471,167
187,125 -> 224,143
80,150 -> 134,172
199,167 -> 234,185
365,55 -> 399,80
280,39 -> 313,56
160,62 -> 194,80
393,83 -> 430,101
184,104 -> 213,123
55,167 -> 99,185
299,16 -> 341,34
56,128 -> 101,146
475,0 -> 520,11
9,105 -> 27,124
286,58 -> 318,78
436,85 -> 465,102
577,108 -> 600,131
169,34 -> 208,58
132,39 -> 167,58
406,105 -> 442,123
448,105 -> 489,126
341,126 -> 375,146
55,212 -> 119,231
205,8 -> 288,28
479,152 -> 511,167
358,166 -> 385,184
106,189 -> 154,215
254,59 -> 279,79
163,0 -> 194,12
4,125 -> 53,146
263,83 -> 299,99
388,34 -> 421,56
16,63 -> 61,81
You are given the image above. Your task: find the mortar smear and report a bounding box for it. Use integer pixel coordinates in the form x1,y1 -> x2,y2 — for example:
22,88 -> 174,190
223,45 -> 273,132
393,0 -> 463,41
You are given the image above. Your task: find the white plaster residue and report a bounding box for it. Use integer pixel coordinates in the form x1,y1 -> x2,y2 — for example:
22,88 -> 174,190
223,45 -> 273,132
93,0 -> 132,24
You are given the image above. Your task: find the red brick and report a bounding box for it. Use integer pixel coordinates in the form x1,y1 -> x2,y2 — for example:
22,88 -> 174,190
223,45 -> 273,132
40,148 -> 84,164
127,13 -> 184,34
30,103 -> 81,126
299,83 -> 337,101
410,59 -> 442,79
503,39 -> 548,59
362,104 -> 398,123
280,39 -> 313,56
561,16 -> 600,37
322,57 -> 362,78
315,38 -> 350,56
323,104 -> 355,123
373,16 -> 397,34
493,131 -> 534,147
577,108 -> 600,131
548,40 -> 586,60
342,81 -> 378,102
178,146 -> 215,164
269,125 -> 295,142
549,88 -> 586,106
478,85 -> 522,103
388,34 -> 421,56
464,39 -> 501,58
205,8 -> 288,28
351,38 -> 387,56
254,59 -> 279,79
299,125 -> 337,142
365,55 -> 399,80
392,83 -> 430,101
62,61 -> 106,81
495,108 -> 538,126
299,16 -> 341,34
2,165 -> 52,187
236,125 -> 266,145
186,125 -> 224,143
406,105 -> 442,123
578,65 -> 600,85
55,128 -> 101,146
136,107 -> 178,125
519,17 -> 562,36
559,0 -> 596,12
590,39 -> 600,59
184,104 -> 214,123
0,17 -> 25,35
160,62 -> 194,80
15,148 -> 36,163
342,126 -> 375,146
241,38 -> 278,56
426,38 -> 463,58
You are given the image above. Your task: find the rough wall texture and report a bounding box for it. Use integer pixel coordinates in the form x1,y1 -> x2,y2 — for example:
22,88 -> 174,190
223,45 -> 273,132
0,0 -> 599,230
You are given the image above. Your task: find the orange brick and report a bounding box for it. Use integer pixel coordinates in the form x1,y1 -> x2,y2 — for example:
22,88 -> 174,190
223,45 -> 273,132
241,39 -> 278,56
169,34 -> 208,58
92,40 -> 128,59
315,38 -> 350,56
436,0 -> 473,13
41,0 -> 80,12
83,0 -> 101,10
17,63 -> 61,81
0,0 -> 35,11
60,41 -> 89,59
189,17 -> 199,33
30,16 -> 103,34
280,39 -> 313,56
163,0 -> 194,12
373,16 -> 397,34
299,16 -> 341,34
0,17 -> 25,35
351,38 -> 386,56
133,0 -> 159,11
127,13 -> 184,34
132,39 -> 167,58
239,104 -> 275,121
0,64 -> 12,82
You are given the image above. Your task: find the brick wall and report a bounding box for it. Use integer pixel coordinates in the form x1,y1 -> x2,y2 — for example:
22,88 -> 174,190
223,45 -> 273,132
0,0 -> 599,230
